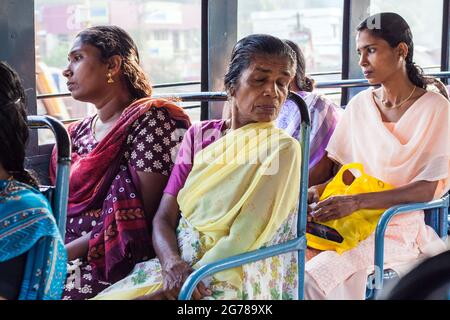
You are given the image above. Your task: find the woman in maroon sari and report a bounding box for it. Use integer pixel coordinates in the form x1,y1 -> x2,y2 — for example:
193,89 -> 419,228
50,26 -> 191,299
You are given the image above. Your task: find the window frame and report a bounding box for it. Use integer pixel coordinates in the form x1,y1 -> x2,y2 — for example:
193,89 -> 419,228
1,0 -> 449,159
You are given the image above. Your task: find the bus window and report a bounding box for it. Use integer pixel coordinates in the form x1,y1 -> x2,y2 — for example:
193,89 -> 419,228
370,0 -> 443,73
35,0 -> 202,145
238,0 -> 344,106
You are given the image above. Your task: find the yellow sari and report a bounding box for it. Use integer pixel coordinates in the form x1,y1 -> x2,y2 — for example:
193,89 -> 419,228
93,122 -> 301,299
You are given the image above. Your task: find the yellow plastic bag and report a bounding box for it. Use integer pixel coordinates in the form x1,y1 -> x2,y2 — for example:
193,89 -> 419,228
306,163 -> 394,254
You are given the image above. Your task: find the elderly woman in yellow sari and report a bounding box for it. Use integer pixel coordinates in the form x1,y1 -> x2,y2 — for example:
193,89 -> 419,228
93,34 -> 302,300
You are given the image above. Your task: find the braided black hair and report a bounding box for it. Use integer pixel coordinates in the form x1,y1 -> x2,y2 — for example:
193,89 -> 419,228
0,61 -> 38,188
284,39 -> 315,92
224,34 -> 297,94
357,12 -> 433,90
77,25 -> 152,99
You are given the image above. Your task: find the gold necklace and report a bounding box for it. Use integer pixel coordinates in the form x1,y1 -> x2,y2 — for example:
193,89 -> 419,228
380,86 -> 416,109
91,115 -> 100,141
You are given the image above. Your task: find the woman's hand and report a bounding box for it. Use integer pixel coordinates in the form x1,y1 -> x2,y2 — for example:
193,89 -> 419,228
65,231 -> 91,261
161,257 -> 211,300
307,186 -> 321,204
307,185 -> 322,221
310,195 -> 360,222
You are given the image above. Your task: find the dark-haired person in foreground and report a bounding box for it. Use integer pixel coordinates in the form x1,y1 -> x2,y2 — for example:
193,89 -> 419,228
0,61 -> 66,300
93,34 -> 302,300
56,25 -> 191,299
304,13 -> 449,299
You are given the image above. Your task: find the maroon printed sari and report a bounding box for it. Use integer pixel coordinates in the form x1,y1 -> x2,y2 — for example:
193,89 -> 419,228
50,98 -> 191,290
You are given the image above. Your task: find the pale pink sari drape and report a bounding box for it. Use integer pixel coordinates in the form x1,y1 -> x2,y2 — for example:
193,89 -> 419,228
305,89 -> 450,299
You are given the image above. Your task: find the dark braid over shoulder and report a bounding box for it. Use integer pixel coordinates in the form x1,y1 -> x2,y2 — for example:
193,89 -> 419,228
357,12 -> 434,90
0,61 -> 39,188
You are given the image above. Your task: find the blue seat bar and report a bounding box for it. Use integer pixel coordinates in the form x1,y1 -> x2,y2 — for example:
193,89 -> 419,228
27,115 -> 71,238
371,194 -> 450,299
179,92 -> 311,300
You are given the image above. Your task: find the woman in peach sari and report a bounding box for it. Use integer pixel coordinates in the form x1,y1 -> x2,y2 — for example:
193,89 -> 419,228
305,12 -> 449,299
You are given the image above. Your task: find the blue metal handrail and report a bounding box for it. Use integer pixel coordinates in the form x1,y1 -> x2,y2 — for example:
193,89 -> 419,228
152,80 -> 200,89
178,237 -> 307,300
371,194 -> 449,299
35,71 -> 450,100
316,71 -> 450,89
307,65 -> 440,78
316,78 -> 371,89
291,91 -> 311,301
27,115 -> 71,239
178,92 -> 311,300
36,81 -> 201,99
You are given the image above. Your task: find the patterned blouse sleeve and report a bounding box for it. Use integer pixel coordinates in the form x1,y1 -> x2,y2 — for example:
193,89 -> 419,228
125,107 -> 182,177
163,124 -> 195,196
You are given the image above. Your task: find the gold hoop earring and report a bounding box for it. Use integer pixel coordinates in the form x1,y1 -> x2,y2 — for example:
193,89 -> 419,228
107,72 -> 114,84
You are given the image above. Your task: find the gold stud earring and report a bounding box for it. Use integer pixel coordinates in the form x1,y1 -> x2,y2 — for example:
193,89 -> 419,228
107,72 -> 114,84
